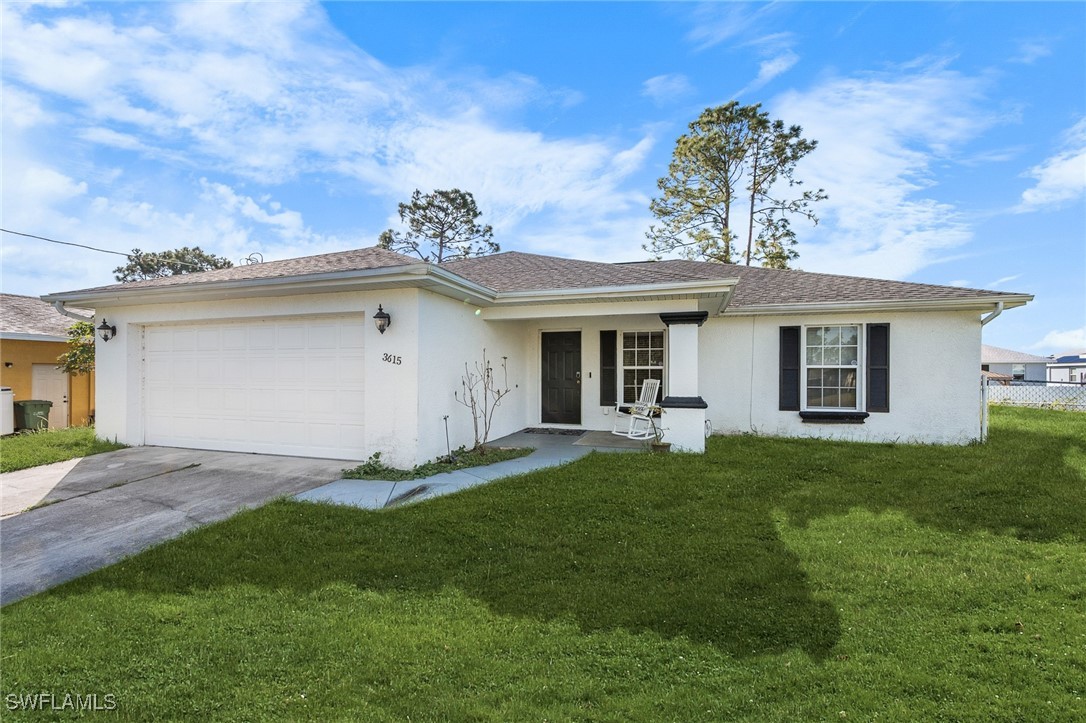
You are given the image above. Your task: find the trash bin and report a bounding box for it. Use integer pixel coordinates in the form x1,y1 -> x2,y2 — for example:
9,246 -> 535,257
14,400 -> 53,431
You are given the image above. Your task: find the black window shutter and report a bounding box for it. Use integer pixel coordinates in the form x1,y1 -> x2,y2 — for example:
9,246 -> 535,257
867,323 -> 890,413
600,330 -> 617,406
779,326 -> 801,411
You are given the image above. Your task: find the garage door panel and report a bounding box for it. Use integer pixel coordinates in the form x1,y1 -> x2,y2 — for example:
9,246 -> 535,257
173,330 -> 196,351
197,328 -> 220,351
222,327 -> 247,350
249,327 -> 276,350
144,316 -> 365,460
306,324 -> 340,349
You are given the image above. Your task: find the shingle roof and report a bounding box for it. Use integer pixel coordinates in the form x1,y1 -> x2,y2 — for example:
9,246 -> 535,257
443,252 -> 1029,307
56,247 -> 419,295
50,246 -> 1030,309
440,252 -> 691,291
1,293 -> 92,338
980,345 -> 1051,364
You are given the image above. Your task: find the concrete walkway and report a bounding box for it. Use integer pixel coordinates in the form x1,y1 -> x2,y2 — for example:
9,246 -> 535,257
296,429 -> 644,510
1,457 -> 84,517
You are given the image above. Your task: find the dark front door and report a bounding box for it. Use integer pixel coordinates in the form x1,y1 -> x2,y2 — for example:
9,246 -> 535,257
541,331 -> 581,424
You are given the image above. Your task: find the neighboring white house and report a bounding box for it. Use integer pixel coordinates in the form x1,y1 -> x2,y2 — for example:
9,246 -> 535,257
43,248 -> 1032,467
1047,352 -> 1086,384
980,344 -> 1050,382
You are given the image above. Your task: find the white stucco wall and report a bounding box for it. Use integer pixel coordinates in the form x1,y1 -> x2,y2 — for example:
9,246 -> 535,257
91,289 -> 425,467
414,293 -> 527,463
699,309 -> 985,444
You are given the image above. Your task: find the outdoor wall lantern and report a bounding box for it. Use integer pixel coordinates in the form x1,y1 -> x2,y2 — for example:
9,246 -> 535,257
97,319 -> 117,343
373,305 -> 391,334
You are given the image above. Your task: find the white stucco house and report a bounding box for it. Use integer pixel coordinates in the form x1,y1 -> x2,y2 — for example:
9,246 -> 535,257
980,344 -> 1050,382
43,247 -> 1032,467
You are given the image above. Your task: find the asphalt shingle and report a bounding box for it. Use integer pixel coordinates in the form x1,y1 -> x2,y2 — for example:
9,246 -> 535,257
1,294 -> 92,337
55,247 -> 419,295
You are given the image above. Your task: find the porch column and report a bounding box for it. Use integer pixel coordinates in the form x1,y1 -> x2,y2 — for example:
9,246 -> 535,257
659,311 -> 708,453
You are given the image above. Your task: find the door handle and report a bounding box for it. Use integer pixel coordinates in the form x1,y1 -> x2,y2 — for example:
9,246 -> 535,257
576,371 -> 581,384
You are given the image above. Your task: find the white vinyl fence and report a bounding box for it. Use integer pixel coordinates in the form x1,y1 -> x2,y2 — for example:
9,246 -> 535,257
986,380 -> 1086,412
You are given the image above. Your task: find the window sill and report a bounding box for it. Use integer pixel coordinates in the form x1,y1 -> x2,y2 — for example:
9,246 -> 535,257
799,411 -> 869,424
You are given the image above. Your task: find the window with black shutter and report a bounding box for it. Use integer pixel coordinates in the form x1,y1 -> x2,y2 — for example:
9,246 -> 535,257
866,323 -> 890,413
779,326 -> 801,411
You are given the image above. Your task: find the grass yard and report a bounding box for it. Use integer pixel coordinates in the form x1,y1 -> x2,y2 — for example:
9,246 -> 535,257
1,407 -> 1083,720
0,426 -> 126,473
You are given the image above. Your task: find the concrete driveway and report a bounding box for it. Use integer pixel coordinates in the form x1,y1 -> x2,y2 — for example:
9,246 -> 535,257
0,447 -> 353,605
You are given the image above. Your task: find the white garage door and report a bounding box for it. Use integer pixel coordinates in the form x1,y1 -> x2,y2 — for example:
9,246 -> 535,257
144,316 -> 365,459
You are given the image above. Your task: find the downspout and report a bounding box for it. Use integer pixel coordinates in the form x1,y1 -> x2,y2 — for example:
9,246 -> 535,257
53,301 -> 89,322
980,301 -> 1004,326
978,301 -> 1003,444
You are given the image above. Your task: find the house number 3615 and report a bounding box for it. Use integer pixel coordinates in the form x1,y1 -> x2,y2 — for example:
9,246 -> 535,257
382,353 -> 402,365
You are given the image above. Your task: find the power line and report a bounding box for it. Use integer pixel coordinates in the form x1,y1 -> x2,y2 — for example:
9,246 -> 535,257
0,227 -> 132,258
0,227 -> 209,270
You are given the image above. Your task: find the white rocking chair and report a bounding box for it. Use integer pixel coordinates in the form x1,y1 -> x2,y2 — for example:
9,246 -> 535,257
611,378 -> 661,440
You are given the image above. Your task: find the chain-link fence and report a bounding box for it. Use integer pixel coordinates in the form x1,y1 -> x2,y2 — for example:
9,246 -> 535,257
986,380 -> 1086,411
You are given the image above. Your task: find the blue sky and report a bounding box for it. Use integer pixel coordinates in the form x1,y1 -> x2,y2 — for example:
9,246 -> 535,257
2,1 -> 1083,354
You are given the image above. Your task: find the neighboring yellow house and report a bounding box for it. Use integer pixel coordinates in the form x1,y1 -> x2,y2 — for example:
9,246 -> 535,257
0,293 -> 95,429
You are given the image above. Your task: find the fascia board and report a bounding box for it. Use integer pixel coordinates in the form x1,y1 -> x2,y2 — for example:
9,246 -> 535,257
722,294 -> 1034,317
0,332 -> 68,342
42,264 -> 497,308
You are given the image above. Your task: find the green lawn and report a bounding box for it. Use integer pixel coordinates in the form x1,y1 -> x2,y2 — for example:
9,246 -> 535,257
2,407 -> 1083,721
0,426 -> 126,473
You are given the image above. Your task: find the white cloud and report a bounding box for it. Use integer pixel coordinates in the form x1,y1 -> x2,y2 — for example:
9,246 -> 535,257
1,0 -> 657,290
684,3 -> 784,52
1031,327 -> 1086,354
0,83 -> 52,129
771,63 -> 993,278
987,274 -> 1021,288
1018,117 -> 1086,210
642,74 -> 694,106
737,50 -> 799,96
1012,39 -> 1053,65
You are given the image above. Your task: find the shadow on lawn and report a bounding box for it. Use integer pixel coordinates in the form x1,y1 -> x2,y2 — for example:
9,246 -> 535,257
48,409 -> 1083,660
50,455 -> 842,660
769,417 -> 1086,544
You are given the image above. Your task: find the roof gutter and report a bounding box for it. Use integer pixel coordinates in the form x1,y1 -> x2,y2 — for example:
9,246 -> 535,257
53,301 -> 91,322
725,294 -> 1031,317
980,301 -> 1004,326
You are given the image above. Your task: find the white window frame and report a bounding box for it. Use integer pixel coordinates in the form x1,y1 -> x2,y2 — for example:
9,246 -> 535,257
801,323 -> 864,412
620,329 -> 666,404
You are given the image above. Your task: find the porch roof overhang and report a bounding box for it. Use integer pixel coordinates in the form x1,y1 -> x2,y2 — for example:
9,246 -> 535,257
482,279 -> 737,320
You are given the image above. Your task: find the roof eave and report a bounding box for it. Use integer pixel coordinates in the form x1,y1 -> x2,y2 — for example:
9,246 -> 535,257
723,294 -> 1033,316
0,332 -> 69,342
42,263 -> 498,308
